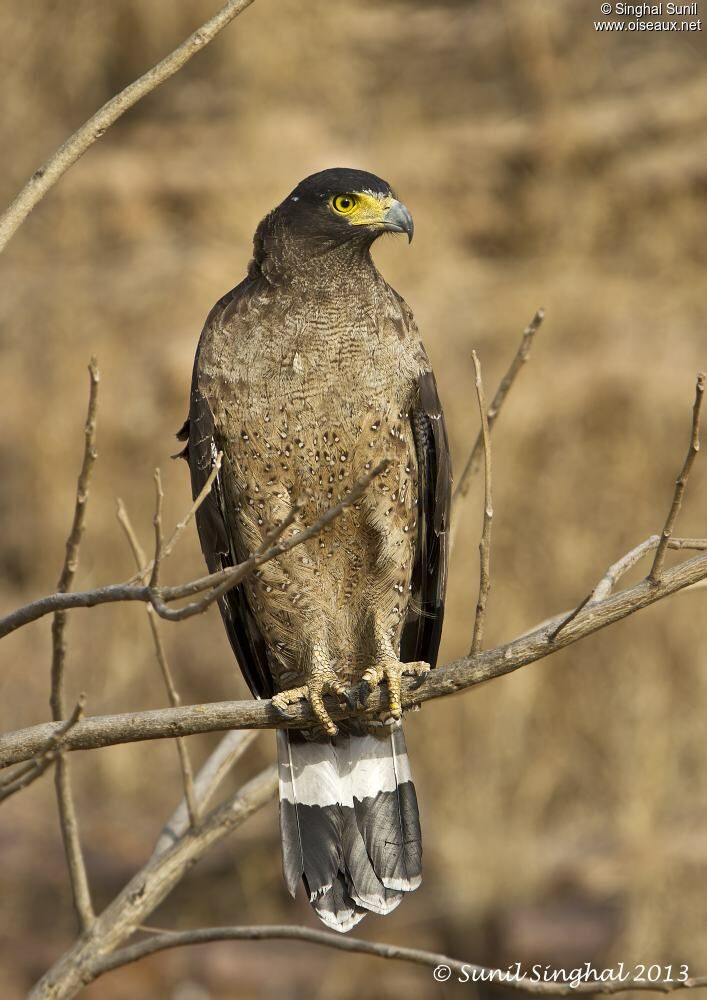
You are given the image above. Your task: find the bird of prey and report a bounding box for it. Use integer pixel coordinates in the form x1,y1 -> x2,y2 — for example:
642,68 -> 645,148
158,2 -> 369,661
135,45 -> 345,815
179,168 -> 450,932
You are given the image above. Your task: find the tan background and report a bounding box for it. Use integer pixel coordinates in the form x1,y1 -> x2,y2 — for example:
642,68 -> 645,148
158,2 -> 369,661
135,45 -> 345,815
1,1 -> 706,996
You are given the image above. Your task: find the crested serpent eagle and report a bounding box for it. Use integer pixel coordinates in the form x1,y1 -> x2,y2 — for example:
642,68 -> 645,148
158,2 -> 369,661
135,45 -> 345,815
179,168 -> 451,932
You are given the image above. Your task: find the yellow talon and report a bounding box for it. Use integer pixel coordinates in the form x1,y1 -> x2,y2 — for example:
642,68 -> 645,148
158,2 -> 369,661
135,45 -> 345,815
272,673 -> 347,736
361,659 -> 429,719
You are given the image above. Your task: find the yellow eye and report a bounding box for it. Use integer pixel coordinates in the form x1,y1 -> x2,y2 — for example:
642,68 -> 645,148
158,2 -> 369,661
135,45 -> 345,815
331,194 -> 358,215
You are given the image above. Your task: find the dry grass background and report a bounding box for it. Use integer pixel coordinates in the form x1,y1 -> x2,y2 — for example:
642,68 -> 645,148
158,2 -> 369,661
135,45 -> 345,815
1,1 -> 707,997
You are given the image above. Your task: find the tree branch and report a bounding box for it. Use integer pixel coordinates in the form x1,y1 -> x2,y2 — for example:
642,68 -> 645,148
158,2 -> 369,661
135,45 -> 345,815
5,540 -> 707,769
0,0 -> 256,253
50,360 -> 99,933
127,450 -> 223,584
649,371 -> 705,582
153,730 -> 260,857
88,924 -> 707,996
453,308 -> 544,506
549,369 -> 706,642
116,498 -> 198,829
0,695 -> 85,803
469,350 -> 493,654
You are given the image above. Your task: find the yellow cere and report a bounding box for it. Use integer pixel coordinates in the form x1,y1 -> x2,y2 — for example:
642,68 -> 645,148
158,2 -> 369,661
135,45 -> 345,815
329,191 -> 394,225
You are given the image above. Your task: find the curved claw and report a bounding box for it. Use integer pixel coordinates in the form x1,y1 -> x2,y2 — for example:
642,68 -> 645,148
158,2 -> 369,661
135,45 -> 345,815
341,686 -> 360,711
358,680 -> 373,706
272,677 -> 341,737
359,658 -> 430,720
410,670 -> 429,691
272,699 -> 295,719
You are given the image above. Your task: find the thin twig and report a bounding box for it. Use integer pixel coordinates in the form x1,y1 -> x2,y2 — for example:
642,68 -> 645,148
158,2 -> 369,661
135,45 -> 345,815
149,469 -> 164,590
0,695 -> 85,803
0,460 -> 389,639
91,924 -> 707,996
131,450 -> 223,582
5,541 -> 707,768
153,730 -> 259,857
649,372 -> 706,583
116,500 -> 198,828
50,360 -> 98,933
469,351 -> 493,655
164,450 -> 223,557
453,308 -> 544,506
0,0 -> 256,253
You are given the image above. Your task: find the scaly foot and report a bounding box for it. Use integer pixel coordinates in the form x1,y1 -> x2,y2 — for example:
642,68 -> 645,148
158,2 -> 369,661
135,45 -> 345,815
272,670 -> 349,736
360,658 -> 430,720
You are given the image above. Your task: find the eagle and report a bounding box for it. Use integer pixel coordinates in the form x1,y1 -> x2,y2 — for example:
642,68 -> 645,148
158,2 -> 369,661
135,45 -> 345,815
179,168 -> 451,932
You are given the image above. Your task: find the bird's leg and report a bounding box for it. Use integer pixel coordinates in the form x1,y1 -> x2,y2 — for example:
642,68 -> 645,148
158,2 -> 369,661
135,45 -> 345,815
271,639 -> 348,737
360,630 -> 429,721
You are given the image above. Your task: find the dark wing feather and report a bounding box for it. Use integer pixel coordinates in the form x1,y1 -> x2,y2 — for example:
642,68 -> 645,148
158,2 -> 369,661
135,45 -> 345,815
180,285 -> 274,699
400,368 -> 451,668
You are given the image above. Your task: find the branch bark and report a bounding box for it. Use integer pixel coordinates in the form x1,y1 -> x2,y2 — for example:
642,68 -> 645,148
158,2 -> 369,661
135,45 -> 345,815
0,0 -> 256,253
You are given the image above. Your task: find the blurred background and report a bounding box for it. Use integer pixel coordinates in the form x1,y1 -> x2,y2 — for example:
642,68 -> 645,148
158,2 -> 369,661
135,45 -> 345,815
1,1 -> 706,996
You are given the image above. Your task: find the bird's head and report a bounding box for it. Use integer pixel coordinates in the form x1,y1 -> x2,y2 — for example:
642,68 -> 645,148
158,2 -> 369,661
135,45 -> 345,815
252,168 -> 413,281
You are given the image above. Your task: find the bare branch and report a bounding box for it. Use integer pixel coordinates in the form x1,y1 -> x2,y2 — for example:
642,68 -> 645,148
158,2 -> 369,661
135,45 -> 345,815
453,308 -> 544,506
0,695 -> 85,803
28,765 -> 278,1000
649,372 -> 706,582
123,452 -> 224,585
116,500 -> 198,829
153,730 -> 260,857
470,350 -> 493,654
0,0 -> 256,253
89,924 -> 707,996
5,541 -> 707,769
51,359 -> 100,669
548,371 -> 707,642
152,450 -> 223,572
149,469 -> 165,590
50,360 -> 99,933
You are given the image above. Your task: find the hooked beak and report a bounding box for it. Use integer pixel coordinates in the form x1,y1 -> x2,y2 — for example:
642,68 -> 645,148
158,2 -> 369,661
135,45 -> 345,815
382,199 -> 414,242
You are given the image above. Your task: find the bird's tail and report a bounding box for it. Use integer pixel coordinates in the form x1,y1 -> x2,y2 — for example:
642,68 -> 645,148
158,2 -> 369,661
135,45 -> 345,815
277,726 -> 422,933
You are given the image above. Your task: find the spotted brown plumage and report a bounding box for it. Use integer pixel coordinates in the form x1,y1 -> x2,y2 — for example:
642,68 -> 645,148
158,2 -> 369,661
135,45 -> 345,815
179,168 -> 451,931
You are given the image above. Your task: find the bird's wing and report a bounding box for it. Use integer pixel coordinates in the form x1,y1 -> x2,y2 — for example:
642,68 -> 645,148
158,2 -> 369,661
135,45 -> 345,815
177,286 -> 275,699
400,364 -> 452,669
